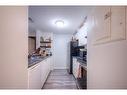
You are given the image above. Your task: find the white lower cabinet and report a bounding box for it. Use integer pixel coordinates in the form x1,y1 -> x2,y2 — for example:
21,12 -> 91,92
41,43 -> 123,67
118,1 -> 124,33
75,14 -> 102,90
28,64 -> 41,89
40,58 -> 51,87
73,57 -> 80,78
40,60 -> 46,87
28,57 -> 51,89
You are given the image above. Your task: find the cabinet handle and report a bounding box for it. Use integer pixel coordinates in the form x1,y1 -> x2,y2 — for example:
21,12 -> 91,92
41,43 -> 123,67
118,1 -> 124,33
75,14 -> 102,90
104,12 -> 112,20
120,22 -> 123,25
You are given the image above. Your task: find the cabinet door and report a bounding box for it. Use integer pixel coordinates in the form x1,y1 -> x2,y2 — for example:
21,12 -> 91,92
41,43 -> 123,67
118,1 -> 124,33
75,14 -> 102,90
73,58 -> 79,78
111,6 -> 126,41
40,58 -> 51,87
74,61 -> 80,78
46,57 -> 51,73
72,58 -> 76,77
40,60 -> 47,87
44,58 -> 49,77
94,7 -> 111,44
73,61 -> 77,78
28,64 -> 41,89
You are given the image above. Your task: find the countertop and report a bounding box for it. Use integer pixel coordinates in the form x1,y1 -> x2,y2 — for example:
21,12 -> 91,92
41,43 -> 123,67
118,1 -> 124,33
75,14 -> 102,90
28,55 -> 52,68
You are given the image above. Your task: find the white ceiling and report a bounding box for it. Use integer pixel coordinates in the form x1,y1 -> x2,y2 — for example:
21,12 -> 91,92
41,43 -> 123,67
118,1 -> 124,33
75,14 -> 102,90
29,6 -> 92,34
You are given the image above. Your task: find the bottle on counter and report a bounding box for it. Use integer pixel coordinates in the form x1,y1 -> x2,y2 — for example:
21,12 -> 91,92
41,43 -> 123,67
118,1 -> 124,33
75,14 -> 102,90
42,50 -> 47,56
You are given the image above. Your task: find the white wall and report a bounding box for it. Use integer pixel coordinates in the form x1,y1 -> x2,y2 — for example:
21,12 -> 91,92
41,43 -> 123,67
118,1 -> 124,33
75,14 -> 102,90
87,9 -> 127,89
53,34 -> 71,69
0,7 -> 28,89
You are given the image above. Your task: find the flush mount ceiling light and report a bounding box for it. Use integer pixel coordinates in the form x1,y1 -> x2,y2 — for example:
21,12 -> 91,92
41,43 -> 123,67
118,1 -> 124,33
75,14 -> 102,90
55,20 -> 64,28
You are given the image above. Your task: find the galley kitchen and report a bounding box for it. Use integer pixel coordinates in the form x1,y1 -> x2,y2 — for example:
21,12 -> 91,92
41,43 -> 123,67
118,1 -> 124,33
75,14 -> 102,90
0,6 -> 127,89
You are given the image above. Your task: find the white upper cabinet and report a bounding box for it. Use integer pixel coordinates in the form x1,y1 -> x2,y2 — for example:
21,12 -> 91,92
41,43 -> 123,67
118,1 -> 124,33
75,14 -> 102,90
94,7 -> 111,44
93,6 -> 126,45
111,6 -> 126,41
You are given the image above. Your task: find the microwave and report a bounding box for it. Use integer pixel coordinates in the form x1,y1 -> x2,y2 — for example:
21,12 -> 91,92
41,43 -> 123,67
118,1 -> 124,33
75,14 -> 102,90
79,50 -> 87,62
79,51 -> 86,57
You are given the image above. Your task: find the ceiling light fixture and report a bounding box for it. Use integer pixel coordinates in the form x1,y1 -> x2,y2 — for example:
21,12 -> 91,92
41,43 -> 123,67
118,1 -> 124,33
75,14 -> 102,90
55,20 -> 64,28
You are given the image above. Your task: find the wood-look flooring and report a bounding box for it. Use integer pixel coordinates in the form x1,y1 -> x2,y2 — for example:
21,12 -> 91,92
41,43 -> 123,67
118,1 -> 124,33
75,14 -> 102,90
42,69 -> 78,89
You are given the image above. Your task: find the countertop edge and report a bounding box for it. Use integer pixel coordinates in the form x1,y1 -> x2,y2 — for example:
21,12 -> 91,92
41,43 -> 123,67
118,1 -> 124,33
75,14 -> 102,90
28,55 -> 52,68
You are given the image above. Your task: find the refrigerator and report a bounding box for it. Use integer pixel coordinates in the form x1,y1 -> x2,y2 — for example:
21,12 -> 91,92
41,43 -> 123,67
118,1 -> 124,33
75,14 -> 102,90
68,40 -> 79,74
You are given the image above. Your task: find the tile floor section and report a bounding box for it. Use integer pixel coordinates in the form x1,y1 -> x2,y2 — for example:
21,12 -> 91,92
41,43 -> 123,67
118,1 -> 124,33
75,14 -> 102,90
42,69 -> 78,89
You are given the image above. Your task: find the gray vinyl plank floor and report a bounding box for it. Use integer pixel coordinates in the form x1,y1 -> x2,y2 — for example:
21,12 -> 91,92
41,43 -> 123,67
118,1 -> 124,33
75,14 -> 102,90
42,69 -> 78,89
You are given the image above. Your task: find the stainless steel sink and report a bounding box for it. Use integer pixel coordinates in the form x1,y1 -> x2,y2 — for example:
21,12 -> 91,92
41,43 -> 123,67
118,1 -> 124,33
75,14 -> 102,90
28,56 -> 43,64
